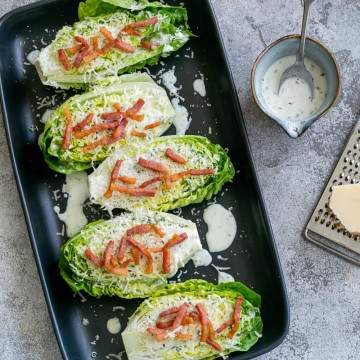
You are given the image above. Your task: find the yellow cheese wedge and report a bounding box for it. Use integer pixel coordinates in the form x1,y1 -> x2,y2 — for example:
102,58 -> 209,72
329,184 -> 360,235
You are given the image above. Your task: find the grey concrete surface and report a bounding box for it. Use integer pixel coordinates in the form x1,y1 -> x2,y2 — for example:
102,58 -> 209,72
0,0 -> 359,359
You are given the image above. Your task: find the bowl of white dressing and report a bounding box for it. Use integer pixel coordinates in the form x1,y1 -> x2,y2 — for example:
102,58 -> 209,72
251,35 -> 341,138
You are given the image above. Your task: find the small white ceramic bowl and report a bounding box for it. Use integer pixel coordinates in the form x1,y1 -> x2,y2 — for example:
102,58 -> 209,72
251,35 -> 341,138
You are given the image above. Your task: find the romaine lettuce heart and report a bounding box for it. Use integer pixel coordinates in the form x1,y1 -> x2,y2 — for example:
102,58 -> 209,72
88,135 -> 235,212
78,0 -> 188,19
122,279 -> 263,360
36,5 -> 191,88
38,73 -> 175,174
59,210 -> 202,299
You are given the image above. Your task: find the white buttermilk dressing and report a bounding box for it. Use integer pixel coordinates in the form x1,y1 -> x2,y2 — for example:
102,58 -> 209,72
191,249 -> 212,267
218,271 -> 235,283
54,172 -> 89,237
193,78 -> 206,97
159,68 -> 192,135
212,265 -> 235,284
107,317 -> 121,335
40,109 -> 54,124
161,69 -> 181,97
203,204 -> 237,252
262,55 -> 327,122
26,50 -> 40,65
171,98 -> 191,135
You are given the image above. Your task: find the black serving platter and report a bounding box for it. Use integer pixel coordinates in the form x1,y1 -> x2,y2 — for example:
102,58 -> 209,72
0,0 -> 289,359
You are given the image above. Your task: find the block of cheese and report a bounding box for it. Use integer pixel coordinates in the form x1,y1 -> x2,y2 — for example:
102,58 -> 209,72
329,184 -> 360,235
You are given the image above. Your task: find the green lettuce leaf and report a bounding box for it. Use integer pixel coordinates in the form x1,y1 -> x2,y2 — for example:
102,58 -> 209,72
59,210 -> 202,298
89,135 -> 235,211
38,73 -> 175,174
122,279 -> 262,360
36,5 -> 191,88
78,0 -> 185,20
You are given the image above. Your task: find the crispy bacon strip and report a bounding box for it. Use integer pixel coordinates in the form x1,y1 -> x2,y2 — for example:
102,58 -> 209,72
140,39 -> 154,50
73,49 -> 87,68
58,49 -> 71,70
163,233 -> 188,249
107,265 -> 128,276
103,240 -> 115,269
228,297 -> 243,338
169,168 -> 215,181
159,307 -> 180,318
112,118 -> 128,139
216,319 -> 232,334
122,27 -> 141,36
82,135 -> 117,152
126,16 -> 158,29
74,35 -> 89,49
138,157 -> 169,173
84,249 -> 103,267
170,303 -> 189,329
207,322 -> 222,351
206,338 -> 222,351
126,224 -> 164,237
162,248 -> 171,273
73,122 -> 119,139
131,129 -> 146,138
169,170 -> 190,182
126,99 -> 145,118
110,184 -> 156,197
165,148 -> 187,164
91,36 -> 100,52
138,176 -> 163,188
196,304 -> 209,342
131,247 -> 140,265
127,224 -> 154,236
99,27 -> 115,42
127,237 -> 153,273
104,159 -> 123,198
147,327 -> 167,341
152,225 -> 165,237
161,233 -> 187,273
175,332 -> 193,341
156,318 -> 174,329
83,50 -> 99,64
66,44 -> 82,55
118,175 -> 136,185
107,257 -> 131,276
181,315 -> 194,326
113,103 -> 122,112
101,111 -> 123,121
190,168 -> 215,175
116,235 -> 128,262
144,120 -> 161,130
73,113 -> 94,132
113,38 -> 135,53
62,106 -> 73,150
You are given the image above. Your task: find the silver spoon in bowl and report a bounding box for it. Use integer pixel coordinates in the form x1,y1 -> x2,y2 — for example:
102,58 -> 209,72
278,0 -> 314,100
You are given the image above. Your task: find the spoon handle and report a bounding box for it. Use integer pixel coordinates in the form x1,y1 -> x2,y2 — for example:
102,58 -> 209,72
297,0 -> 311,63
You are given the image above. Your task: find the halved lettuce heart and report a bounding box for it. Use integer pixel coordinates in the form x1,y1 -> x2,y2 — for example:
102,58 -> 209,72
78,0 -> 187,20
59,210 -> 202,299
88,135 -> 235,212
38,73 -> 175,174
122,279 -> 263,360
36,4 -> 191,88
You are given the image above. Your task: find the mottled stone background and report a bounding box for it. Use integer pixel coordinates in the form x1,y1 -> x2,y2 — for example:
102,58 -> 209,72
0,0 -> 359,359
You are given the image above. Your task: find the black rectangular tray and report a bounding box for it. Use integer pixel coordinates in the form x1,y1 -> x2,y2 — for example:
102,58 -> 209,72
0,0 -> 289,359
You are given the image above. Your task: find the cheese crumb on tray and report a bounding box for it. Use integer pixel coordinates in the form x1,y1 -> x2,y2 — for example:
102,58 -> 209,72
329,184 -> 360,235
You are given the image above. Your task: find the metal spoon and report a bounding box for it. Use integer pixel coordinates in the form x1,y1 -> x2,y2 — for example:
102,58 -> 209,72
278,0 -> 314,99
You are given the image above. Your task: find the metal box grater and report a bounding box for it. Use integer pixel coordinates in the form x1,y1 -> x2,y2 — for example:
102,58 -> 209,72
305,119 -> 360,265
